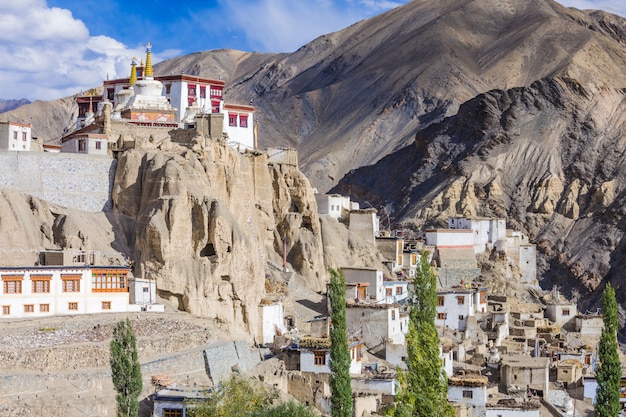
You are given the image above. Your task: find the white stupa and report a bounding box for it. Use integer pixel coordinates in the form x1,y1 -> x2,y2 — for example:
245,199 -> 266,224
121,42 -> 177,123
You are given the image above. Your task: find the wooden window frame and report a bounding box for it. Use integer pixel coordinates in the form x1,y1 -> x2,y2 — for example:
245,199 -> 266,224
68,302 -> 78,311
228,113 -> 237,127
24,304 -> 34,313
91,270 -> 128,292
2,305 -> 10,315
313,351 -> 326,366
396,286 -> 403,295
438,296 -> 445,306
102,301 -> 111,310
239,114 -> 248,128
457,296 -> 465,305
40,304 -> 50,313
62,275 -> 81,293
3,275 -> 23,294
437,312 -> 447,320
163,409 -> 183,417
32,275 -> 52,293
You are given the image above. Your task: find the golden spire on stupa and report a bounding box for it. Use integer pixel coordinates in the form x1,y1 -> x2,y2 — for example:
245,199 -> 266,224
129,57 -> 138,86
144,42 -> 153,78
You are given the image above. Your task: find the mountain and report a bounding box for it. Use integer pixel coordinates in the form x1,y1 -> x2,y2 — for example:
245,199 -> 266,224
0,98 -> 30,113
3,0 -> 626,310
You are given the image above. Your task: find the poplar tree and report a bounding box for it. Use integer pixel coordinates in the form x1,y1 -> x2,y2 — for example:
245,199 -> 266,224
393,253 -> 454,417
328,267 -> 353,417
595,283 -> 621,417
110,318 -> 143,417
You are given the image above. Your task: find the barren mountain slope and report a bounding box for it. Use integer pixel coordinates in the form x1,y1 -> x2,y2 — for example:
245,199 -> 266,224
334,76 -> 626,311
6,1 -> 626,194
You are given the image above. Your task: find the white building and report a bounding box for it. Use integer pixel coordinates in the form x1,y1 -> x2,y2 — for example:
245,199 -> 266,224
436,288 -> 488,332
346,303 -> 408,354
297,340 -> 363,375
342,267 -> 384,303
0,121 -> 32,151
425,229 -> 475,249
102,47 -> 255,151
61,133 -> 109,155
315,193 -> 356,220
258,302 -> 285,345
0,266 -> 133,318
383,281 -> 409,304
448,374 -> 488,416
448,217 -> 507,254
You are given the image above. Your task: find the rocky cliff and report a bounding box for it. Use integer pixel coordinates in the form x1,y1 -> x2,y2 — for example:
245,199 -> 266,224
334,77 -> 626,311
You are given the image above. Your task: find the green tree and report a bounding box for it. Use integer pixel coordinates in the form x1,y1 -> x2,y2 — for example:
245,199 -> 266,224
328,267 -> 353,417
186,376 -> 319,417
110,318 -> 143,417
393,253 -> 454,417
595,283 -> 621,417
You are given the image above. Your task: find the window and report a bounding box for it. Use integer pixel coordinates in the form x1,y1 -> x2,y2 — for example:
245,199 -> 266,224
78,139 -> 86,151
411,253 -> 417,265
22,132 -> 27,141
62,275 -> 81,292
91,269 -> 128,292
13,131 -> 17,140
3,276 -> 23,294
24,304 -> 34,313
391,310 -> 396,320
95,141 -> 102,150
437,313 -> 447,320
163,410 -> 182,417
165,84 -> 171,94
386,288 -> 392,296
314,351 -> 326,365
228,113 -> 237,127
396,286 -> 403,295
457,296 -> 465,305
40,304 -> 49,313
480,291 -> 486,303
200,85 -> 206,98
462,390 -> 473,399
210,87 -> 222,97
240,114 -> 248,128
2,305 -> 9,315
102,301 -> 111,310
32,276 -> 51,293
562,308 -> 570,316
458,315 -> 464,320
68,302 -> 78,311
438,296 -> 445,306
188,84 -> 196,97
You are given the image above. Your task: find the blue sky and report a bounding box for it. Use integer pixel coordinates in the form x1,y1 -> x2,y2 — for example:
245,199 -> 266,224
1,0 -> 625,101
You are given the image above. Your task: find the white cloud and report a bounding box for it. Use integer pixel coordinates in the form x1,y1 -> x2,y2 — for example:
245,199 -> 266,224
0,1 -> 177,101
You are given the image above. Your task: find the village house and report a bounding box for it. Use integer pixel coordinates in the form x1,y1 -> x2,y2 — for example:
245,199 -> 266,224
0,120 -> 32,151
425,229 -> 480,288
61,132 -> 109,155
315,193 -> 358,220
500,355 -> 550,397
375,236 -> 404,273
342,267 -> 385,303
345,302 -> 407,362
257,301 -> 286,345
447,373 -> 489,416
448,217 -> 507,254
0,265 -> 133,318
435,287 -> 488,332
282,336 -> 363,375
349,208 -> 380,244
544,289 -> 578,328
575,312 -> 604,339
152,385 -> 211,417
383,280 -> 409,304
556,359 -> 583,389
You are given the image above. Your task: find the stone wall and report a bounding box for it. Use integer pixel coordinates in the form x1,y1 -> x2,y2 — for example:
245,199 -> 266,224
203,340 -> 262,383
0,151 -> 115,212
